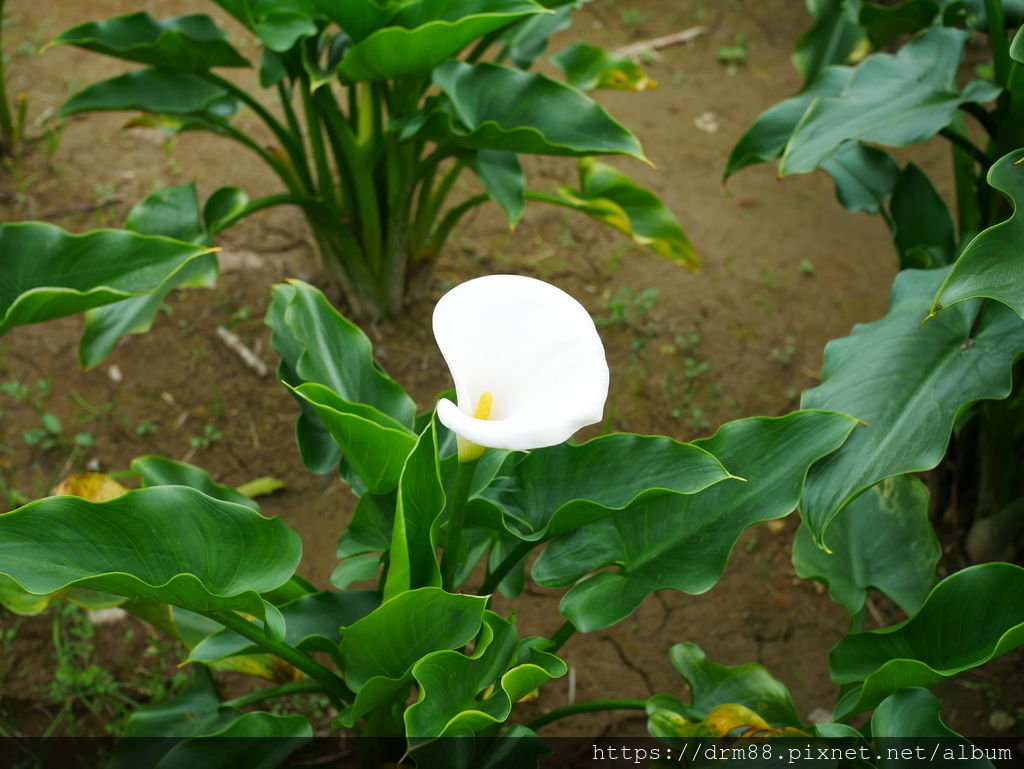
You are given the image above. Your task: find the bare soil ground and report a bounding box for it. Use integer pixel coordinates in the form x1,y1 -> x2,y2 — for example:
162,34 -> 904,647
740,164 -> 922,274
0,0 -> 1020,742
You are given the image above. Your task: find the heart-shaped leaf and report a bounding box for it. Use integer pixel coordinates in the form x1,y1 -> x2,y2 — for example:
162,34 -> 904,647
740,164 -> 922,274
339,588 -> 487,724
51,12 -> 249,72
0,222 -> 213,337
0,486 -> 300,620
288,382 -> 417,494
554,157 -> 696,269
266,279 -> 416,476
338,0 -> 546,82
650,642 -> 803,728
794,474 -> 939,616
59,69 -> 232,118
781,28 -> 1000,175
80,183 -> 218,368
800,268 -> 1024,546
830,562 -> 1024,719
871,688 -> 995,767
131,454 -> 257,511
930,148 -> 1024,318
726,65 -> 853,179
534,411 -> 858,631
410,61 -> 646,160
405,612 -> 565,739
473,432 -> 733,543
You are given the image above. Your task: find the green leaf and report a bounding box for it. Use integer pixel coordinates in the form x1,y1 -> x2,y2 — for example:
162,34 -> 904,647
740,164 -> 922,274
313,0 -> 392,41
330,554 -> 381,589
50,12 -> 249,72
79,183 -> 217,368
341,587 -> 487,688
781,28 -> 1000,175
871,688 -> 995,767
821,142 -> 899,215
831,562 -> 1024,719
189,590 -> 379,664
648,641 -> 802,727
383,419 -> 444,600
59,69 -> 232,118
406,612 -> 565,739
266,280 -> 416,475
800,268 -> 1024,546
534,411 -> 858,631
859,1 -> 940,49
412,61 -> 646,160
891,163 -> 956,269
338,0 -> 547,81
0,222 -> 213,337
793,474 -> 939,616
156,713 -> 310,766
792,0 -> 864,85
110,670 -> 236,769
0,486 -> 300,620
254,9 -> 318,52
931,148 -> 1024,317
203,186 -> 249,234
554,157 -> 696,269
473,432 -> 733,544
339,588 -> 488,723
471,150 -> 526,227
131,454 -> 258,511
725,65 -> 853,179
551,41 -> 655,91
338,492 -> 396,557
288,382 -> 417,494
500,5 -> 574,69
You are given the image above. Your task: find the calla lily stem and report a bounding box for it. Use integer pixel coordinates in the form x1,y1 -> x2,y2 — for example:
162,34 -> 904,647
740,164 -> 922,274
548,620 -> 576,654
205,609 -> 352,707
223,680 -> 327,710
479,539 -> 534,596
525,698 -> 647,731
440,458 -> 479,591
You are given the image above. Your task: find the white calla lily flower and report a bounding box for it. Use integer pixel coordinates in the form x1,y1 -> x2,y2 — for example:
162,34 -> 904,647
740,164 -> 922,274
433,274 -> 609,460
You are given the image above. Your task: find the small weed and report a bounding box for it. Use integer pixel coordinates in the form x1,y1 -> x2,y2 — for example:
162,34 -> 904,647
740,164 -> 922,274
40,605 -> 132,735
717,33 -> 748,74
799,258 -> 816,276
189,424 -> 222,449
770,344 -> 796,367
758,268 -> 780,290
619,8 -> 650,28
227,305 -> 253,329
135,420 -> 158,436
595,285 -> 658,329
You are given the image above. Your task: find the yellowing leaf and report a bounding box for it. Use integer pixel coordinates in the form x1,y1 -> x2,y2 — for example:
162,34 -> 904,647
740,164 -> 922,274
51,473 -> 129,502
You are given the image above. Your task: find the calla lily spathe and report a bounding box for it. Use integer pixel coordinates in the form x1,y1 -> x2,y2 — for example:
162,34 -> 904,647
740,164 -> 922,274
433,274 -> 609,458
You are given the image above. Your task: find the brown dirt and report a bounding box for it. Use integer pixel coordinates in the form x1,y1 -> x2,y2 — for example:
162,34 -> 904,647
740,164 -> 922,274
0,0 -> 1020,742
